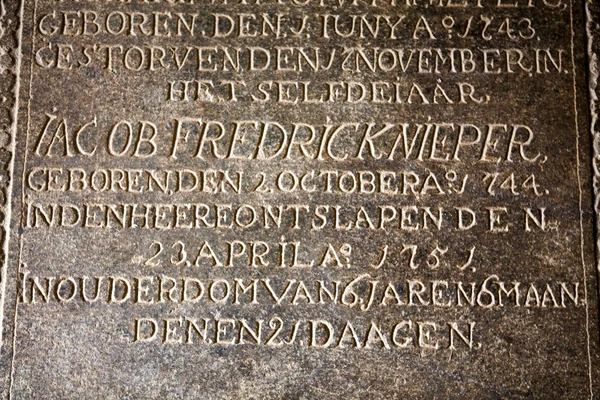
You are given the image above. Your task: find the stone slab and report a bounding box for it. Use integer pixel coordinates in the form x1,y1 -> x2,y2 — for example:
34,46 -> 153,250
0,0 -> 599,398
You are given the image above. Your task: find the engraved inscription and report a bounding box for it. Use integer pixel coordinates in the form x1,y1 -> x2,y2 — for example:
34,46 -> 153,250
2,0 -> 599,398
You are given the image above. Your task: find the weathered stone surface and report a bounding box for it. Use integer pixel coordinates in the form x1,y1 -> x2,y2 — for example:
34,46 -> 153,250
0,0 -> 598,398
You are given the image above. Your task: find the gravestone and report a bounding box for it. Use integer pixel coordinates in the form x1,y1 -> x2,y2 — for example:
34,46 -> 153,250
0,0 -> 598,398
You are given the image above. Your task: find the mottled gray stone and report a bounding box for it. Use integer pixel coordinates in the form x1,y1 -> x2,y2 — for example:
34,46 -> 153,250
0,0 -> 598,398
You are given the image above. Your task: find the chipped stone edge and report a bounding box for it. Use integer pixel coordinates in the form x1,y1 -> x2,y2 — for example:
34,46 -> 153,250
0,0 -> 22,351
587,2 -> 600,273
586,5 -> 600,398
